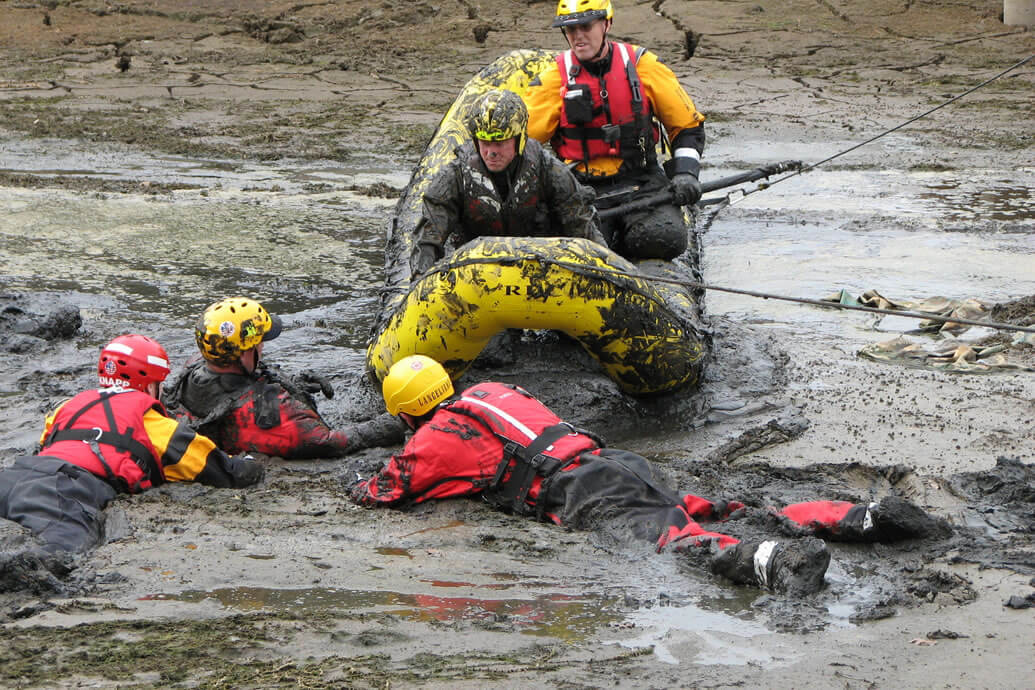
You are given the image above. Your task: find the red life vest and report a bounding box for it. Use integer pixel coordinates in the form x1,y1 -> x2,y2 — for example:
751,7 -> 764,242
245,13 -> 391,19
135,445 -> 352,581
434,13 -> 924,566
552,42 -> 658,170
41,388 -> 166,493
445,382 -> 600,514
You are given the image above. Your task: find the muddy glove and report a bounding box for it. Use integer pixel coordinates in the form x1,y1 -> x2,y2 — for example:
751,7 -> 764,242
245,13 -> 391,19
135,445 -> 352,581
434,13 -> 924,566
344,413 -> 406,453
414,241 -> 443,275
710,538 -> 830,596
710,499 -> 747,521
298,371 -> 335,399
670,173 -> 702,207
228,453 -> 265,488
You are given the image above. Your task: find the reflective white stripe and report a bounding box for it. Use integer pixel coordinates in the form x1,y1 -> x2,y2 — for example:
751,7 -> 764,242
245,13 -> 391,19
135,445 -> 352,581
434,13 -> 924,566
562,50 -> 575,86
147,355 -> 170,369
862,502 -> 878,533
753,540 -> 779,589
459,396 -> 538,440
616,42 -> 631,66
560,0 -> 578,14
674,147 -> 700,160
105,342 -> 134,355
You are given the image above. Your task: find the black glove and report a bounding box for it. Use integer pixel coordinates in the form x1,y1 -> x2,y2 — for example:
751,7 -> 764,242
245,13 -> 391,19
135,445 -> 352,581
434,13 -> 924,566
298,371 -> 335,399
228,453 -> 265,488
414,242 -> 442,275
711,499 -> 747,521
345,414 -> 406,453
670,173 -> 702,207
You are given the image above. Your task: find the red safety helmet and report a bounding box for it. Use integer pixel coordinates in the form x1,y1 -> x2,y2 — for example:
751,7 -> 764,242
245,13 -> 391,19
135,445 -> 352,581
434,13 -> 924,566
98,334 -> 171,392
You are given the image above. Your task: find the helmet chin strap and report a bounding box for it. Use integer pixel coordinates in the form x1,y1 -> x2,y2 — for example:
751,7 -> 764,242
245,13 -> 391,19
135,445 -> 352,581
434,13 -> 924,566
590,20 -> 611,62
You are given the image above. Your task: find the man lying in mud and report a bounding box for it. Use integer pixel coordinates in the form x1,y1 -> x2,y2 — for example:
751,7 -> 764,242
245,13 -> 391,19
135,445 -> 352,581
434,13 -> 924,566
0,335 -> 265,555
162,297 -> 403,459
411,89 -> 605,276
351,356 -> 951,595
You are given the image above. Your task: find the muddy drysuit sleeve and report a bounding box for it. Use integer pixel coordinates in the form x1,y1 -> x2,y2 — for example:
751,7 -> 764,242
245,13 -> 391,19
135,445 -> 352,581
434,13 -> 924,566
251,391 -> 354,459
523,61 -> 564,145
141,409 -> 262,487
350,446 -> 423,506
542,152 -> 606,246
413,162 -> 464,275
637,50 -> 706,156
350,414 -> 497,507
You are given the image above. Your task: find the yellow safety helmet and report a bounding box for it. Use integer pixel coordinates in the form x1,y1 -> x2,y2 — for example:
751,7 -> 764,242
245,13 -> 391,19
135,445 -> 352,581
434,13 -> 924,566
195,297 -> 282,367
383,355 -> 454,417
469,89 -> 528,155
552,0 -> 614,27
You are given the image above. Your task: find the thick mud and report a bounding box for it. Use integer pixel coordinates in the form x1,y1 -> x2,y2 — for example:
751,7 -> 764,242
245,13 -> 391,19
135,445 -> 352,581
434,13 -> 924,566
2,1 -> 1034,688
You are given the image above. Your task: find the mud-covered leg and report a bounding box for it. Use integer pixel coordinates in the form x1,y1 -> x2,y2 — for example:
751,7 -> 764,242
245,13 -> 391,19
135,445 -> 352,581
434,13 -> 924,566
775,496 -> 952,541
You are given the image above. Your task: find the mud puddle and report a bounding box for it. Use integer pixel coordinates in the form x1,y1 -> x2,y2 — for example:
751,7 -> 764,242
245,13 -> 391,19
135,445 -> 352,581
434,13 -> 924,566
143,585 -> 627,641
702,162 -> 1035,337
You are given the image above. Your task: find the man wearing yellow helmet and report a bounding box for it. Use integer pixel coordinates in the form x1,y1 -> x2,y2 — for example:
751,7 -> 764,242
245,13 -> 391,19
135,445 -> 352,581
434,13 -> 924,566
412,89 -> 606,275
351,356 -> 948,595
163,297 -> 403,459
524,0 -> 707,261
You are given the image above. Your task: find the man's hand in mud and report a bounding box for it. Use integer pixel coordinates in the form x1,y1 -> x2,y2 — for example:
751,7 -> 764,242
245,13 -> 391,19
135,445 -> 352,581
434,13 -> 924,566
229,453 -> 266,488
298,371 -> 335,399
711,499 -> 746,521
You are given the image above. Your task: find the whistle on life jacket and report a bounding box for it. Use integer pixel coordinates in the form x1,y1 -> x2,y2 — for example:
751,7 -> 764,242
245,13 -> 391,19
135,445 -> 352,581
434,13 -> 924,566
601,124 -> 621,156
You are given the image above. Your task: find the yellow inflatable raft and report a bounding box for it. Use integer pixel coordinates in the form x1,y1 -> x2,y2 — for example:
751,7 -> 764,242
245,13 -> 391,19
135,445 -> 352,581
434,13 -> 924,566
368,236 -> 706,395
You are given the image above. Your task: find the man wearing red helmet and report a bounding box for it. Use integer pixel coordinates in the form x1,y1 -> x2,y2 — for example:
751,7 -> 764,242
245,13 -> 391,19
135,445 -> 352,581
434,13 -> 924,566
523,0 -> 706,261
163,297 -> 403,459
0,334 -> 265,554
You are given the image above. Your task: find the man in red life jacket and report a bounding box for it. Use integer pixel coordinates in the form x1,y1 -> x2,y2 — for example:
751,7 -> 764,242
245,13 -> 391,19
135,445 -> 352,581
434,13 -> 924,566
0,334 -> 265,554
523,0 -> 705,261
412,89 -> 605,276
163,297 -> 403,459
352,356 -> 951,596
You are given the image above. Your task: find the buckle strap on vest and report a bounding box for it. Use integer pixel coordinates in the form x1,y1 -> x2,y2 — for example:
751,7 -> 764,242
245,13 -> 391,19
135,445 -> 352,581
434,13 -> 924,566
489,422 -> 574,516
45,427 -> 163,490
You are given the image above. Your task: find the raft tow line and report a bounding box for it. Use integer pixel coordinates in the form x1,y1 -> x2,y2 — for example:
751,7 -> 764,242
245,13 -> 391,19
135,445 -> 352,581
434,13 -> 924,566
435,255 -> 1035,335
718,53 -> 1035,206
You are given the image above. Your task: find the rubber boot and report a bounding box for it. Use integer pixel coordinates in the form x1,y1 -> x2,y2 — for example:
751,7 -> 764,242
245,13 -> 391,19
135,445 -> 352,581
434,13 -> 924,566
711,537 -> 830,596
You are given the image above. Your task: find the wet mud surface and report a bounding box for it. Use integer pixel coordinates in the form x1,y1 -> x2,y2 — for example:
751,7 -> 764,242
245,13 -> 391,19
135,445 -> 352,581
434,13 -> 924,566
2,1 -> 1035,688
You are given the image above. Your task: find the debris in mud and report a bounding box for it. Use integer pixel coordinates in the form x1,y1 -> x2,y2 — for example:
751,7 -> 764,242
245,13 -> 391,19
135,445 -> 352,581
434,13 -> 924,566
705,412 -> 809,464
473,23 -> 493,44
0,171 -> 202,195
906,570 -> 977,605
0,295 -> 81,351
927,629 -> 968,639
1004,592 -> 1035,609
0,522 -> 77,598
243,16 -> 305,44
347,181 -> 402,198
910,637 -> 937,646
988,294 -> 1035,327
